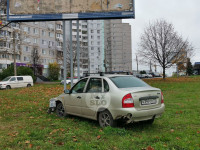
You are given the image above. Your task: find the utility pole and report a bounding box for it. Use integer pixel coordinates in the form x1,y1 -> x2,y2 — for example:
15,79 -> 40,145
13,30 -> 17,76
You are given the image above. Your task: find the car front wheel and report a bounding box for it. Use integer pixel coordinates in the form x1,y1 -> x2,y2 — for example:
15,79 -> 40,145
98,110 -> 116,127
56,103 -> 66,117
6,85 -> 11,90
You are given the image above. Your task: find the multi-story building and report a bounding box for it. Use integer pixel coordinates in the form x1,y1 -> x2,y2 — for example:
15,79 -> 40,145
104,20 -> 132,72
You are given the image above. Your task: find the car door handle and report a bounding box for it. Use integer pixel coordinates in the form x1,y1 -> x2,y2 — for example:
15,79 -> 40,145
95,96 -> 100,99
77,96 -> 81,99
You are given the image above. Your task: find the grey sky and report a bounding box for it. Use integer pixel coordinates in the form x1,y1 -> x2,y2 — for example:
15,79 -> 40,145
123,0 -> 200,73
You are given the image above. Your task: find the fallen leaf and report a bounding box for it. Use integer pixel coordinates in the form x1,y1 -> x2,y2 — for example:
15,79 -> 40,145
73,139 -> 78,142
197,131 -> 200,134
29,144 -> 33,148
97,135 -> 101,140
25,140 -> 30,144
146,146 -> 154,150
29,116 -> 34,119
58,142 -> 64,145
176,137 -> 181,140
170,129 -> 174,132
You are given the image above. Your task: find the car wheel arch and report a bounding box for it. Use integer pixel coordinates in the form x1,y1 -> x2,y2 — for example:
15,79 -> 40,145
96,108 -> 112,120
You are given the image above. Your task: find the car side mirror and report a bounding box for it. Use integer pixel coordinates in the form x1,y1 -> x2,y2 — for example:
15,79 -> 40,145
64,89 -> 70,94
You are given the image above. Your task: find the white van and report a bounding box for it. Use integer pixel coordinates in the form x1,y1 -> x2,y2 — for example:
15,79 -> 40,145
0,76 -> 33,89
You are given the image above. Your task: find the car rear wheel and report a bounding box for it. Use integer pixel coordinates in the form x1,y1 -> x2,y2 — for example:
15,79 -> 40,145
6,85 -> 11,90
56,103 -> 66,117
98,110 -> 116,127
27,84 -> 31,87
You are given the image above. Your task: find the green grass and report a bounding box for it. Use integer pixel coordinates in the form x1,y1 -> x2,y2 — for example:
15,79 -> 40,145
0,77 -> 200,149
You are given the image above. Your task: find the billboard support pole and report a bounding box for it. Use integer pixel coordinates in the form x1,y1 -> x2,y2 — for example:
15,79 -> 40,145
70,20 -> 73,88
63,21 -> 67,90
77,20 -> 80,80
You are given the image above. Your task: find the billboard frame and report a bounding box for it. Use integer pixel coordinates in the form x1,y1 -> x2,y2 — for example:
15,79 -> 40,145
7,0 -> 135,22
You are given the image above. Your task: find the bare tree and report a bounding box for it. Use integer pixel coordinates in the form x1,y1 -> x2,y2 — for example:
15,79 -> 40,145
56,40 -> 88,78
138,19 -> 193,78
31,47 -> 40,76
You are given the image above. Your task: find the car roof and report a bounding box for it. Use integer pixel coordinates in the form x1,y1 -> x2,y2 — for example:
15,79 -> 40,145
86,74 -> 133,78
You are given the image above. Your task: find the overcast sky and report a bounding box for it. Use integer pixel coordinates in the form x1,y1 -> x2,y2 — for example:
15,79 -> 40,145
123,0 -> 200,75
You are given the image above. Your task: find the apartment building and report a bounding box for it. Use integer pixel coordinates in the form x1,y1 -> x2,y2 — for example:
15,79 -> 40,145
104,20 -> 132,72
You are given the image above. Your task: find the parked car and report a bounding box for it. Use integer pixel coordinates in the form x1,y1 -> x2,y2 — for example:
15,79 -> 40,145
0,76 -> 33,89
48,75 -> 165,127
60,78 -> 78,85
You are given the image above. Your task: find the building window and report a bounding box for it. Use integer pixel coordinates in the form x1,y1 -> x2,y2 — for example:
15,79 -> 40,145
42,40 -> 46,45
91,30 -> 94,33
49,32 -> 54,38
34,38 -> 37,44
97,30 -> 100,34
24,46 -> 29,52
33,28 -> 38,34
42,30 -> 45,36
91,47 -> 94,50
42,49 -> 46,55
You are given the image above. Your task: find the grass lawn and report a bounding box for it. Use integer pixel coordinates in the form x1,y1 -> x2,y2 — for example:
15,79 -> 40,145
0,77 -> 200,149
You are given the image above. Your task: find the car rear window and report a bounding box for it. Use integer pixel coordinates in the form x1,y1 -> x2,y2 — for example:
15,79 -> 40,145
109,76 -> 149,88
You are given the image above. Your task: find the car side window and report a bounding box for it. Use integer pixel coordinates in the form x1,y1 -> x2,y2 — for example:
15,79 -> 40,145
10,77 -> 16,81
71,78 -> 88,94
17,77 -> 23,81
103,79 -> 109,92
86,78 -> 102,93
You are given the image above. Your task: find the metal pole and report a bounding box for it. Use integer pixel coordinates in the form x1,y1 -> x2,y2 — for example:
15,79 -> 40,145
77,20 -> 80,80
13,30 -> 17,76
70,20 -> 73,88
63,21 -> 67,90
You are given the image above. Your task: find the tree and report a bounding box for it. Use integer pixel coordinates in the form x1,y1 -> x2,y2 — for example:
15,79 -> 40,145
138,19 -> 193,79
31,48 -> 40,76
49,62 -> 60,80
186,58 -> 193,76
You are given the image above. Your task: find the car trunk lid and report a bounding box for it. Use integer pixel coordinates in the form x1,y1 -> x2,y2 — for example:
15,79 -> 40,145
120,87 -> 162,110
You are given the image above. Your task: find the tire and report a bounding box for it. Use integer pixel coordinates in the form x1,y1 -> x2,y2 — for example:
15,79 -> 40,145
56,103 -> 66,117
6,85 -> 11,90
27,84 -> 31,87
98,110 -> 116,127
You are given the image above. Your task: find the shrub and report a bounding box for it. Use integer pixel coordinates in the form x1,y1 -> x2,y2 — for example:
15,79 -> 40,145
49,62 -> 60,80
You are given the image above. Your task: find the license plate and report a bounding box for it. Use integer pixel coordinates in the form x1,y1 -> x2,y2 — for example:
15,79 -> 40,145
141,99 -> 157,105
49,100 -> 56,108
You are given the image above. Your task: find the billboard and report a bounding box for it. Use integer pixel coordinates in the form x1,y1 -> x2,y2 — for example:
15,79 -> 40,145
7,0 -> 135,21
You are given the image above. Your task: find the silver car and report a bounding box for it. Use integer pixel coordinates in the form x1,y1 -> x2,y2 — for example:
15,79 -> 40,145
48,75 -> 165,127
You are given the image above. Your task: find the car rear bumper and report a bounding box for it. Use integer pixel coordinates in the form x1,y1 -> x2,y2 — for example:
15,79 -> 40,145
110,104 -> 165,122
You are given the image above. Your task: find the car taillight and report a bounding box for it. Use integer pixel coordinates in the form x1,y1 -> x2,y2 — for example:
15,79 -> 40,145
161,92 -> 164,104
122,93 -> 134,108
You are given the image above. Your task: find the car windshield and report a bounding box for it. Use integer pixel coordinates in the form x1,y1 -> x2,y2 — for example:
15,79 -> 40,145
2,77 -> 11,81
110,76 -> 149,88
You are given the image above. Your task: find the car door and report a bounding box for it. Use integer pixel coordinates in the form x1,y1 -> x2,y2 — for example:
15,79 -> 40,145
9,77 -> 18,88
64,78 -> 88,115
82,78 -> 104,118
17,77 -> 24,87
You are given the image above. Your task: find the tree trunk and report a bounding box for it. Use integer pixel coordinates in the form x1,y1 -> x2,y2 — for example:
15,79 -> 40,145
163,67 -> 166,79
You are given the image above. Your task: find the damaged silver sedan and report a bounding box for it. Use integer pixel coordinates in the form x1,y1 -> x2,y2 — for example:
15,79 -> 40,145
48,75 -> 165,127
